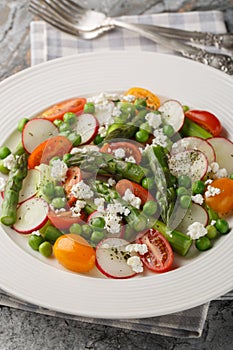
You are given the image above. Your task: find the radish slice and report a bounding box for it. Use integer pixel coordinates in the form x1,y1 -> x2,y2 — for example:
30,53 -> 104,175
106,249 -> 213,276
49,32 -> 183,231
207,137 -> 233,175
176,204 -> 208,233
158,100 -> 185,132
13,197 -> 49,234
96,237 -> 136,279
171,136 -> 215,164
22,118 -> 58,154
168,150 -> 208,182
76,113 -> 99,145
18,169 -> 40,204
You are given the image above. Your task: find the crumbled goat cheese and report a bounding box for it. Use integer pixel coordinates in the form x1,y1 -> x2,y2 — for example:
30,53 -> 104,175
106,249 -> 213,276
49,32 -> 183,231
94,197 -> 105,213
113,148 -> 126,159
191,194 -> 204,205
211,220 -> 216,226
127,256 -> 144,273
31,230 -> 41,236
50,159 -> 68,182
107,177 -> 116,187
145,112 -> 162,129
187,222 -> 207,240
98,126 -> 108,137
71,200 -> 86,216
49,206 -> 66,214
214,168 -> 228,179
71,180 -> 94,199
103,201 -> 129,234
0,177 -> 6,192
122,189 -> 141,209
125,156 -> 136,163
125,243 -> 148,255
207,162 -> 228,179
205,185 -> 221,198
3,154 -> 16,170
124,208 -> 131,216
152,128 -> 168,148
205,179 -> 213,185
122,94 -> 135,103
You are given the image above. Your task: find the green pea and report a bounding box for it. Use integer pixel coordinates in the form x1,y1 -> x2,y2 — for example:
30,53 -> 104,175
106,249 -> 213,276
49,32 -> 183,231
163,124 -> 174,137
133,215 -> 148,232
59,121 -> 72,132
91,230 -> 105,244
39,241 -> 53,257
70,223 -> 82,235
28,233 -> 44,251
195,236 -> 211,251
42,183 -> 55,198
118,102 -> 136,117
215,219 -> 229,234
63,112 -> 77,124
135,129 -> 149,143
134,98 -> 147,110
68,132 -> 82,146
91,216 -> 105,229
141,177 -> 154,190
178,175 -> 191,189
53,119 -> 63,127
63,153 -> 72,164
44,225 -> 63,244
183,105 -> 190,112
179,195 -> 191,209
0,146 -> 11,159
84,102 -> 95,114
54,186 -> 65,198
139,122 -> 152,134
176,187 -> 190,197
17,118 -> 29,132
192,180 -> 205,195
206,225 -> 218,240
82,224 -> 92,239
229,173 -> 233,180
142,201 -> 157,216
94,134 -> 104,145
51,197 -> 66,209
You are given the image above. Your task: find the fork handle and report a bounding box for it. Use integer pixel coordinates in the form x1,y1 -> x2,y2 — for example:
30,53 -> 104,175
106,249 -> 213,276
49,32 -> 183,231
107,18 -> 233,75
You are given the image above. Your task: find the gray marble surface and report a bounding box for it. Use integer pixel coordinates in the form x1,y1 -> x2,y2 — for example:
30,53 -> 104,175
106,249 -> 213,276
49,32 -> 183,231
1,1 -> 233,349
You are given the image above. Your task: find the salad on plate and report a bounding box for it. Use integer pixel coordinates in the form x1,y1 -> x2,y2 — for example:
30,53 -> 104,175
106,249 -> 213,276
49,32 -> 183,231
0,86 -> 232,279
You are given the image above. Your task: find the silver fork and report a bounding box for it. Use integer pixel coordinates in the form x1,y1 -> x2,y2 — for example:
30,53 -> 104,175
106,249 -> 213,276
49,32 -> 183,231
29,0 -> 233,75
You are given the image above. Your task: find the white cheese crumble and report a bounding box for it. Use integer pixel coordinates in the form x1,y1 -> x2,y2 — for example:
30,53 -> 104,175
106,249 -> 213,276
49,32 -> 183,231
205,185 -> 221,198
125,243 -> 148,255
107,177 -> 116,187
152,128 -> 168,148
113,148 -> 126,159
71,180 -> 94,199
187,222 -> 207,240
127,256 -> 144,273
122,188 -> 141,209
191,194 -> 204,205
103,201 -> 129,234
207,162 -> 228,179
125,156 -> 136,163
205,179 -> 213,185
122,94 -> 135,103
0,177 -> 6,192
71,200 -> 86,216
3,154 -> 16,170
31,230 -> 41,236
145,112 -> 162,129
98,126 -> 108,137
50,159 -> 68,182
211,220 -> 216,226
94,197 -> 105,213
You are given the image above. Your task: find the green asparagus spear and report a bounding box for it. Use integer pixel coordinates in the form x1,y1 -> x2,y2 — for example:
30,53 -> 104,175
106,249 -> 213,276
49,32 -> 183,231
180,118 -> 213,139
1,153 -> 28,226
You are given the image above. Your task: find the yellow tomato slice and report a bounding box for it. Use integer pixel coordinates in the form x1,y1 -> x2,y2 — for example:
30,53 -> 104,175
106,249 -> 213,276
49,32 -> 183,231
125,87 -> 161,109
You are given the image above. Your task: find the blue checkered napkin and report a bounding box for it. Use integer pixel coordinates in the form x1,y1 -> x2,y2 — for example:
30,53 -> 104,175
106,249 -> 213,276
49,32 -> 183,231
0,10 -> 231,339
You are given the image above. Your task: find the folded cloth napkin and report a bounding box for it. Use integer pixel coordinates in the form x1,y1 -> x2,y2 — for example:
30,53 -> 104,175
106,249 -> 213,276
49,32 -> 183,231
1,10 -> 231,339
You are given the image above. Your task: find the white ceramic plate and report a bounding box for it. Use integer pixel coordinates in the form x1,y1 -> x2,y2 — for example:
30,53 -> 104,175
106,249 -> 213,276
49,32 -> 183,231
0,51 -> 233,319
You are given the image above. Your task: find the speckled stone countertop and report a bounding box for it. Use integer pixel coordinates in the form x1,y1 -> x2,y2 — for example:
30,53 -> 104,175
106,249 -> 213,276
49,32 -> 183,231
0,1 -> 233,349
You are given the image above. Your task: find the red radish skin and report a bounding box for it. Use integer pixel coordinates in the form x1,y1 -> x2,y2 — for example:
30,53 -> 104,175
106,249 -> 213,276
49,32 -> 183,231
13,198 -> 49,234
76,113 -> 99,145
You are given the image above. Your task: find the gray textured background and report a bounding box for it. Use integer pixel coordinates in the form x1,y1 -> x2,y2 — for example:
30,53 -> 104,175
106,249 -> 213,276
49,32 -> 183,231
1,1 -> 233,349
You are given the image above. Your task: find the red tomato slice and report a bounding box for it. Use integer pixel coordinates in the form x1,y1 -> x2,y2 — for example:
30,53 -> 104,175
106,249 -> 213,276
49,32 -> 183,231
136,229 -> 174,273
28,136 -> 72,169
48,210 -> 85,230
185,110 -> 222,137
41,97 -> 86,122
64,166 -> 82,206
100,141 -> 142,164
116,179 -> 154,206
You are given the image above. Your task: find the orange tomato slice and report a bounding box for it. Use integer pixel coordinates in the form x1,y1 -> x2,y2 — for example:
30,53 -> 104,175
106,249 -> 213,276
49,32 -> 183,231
125,87 -> 161,109
205,178 -> 233,214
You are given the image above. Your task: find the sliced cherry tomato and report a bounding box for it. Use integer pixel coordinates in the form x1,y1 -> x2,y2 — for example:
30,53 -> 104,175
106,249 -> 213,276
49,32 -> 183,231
41,97 -> 86,122
28,136 -> 72,169
136,229 -> 174,273
100,141 -> 142,164
204,177 -> 233,214
53,233 -> 95,273
63,166 -> 82,206
116,179 -> 154,206
125,87 -> 161,109
185,110 -> 222,137
48,210 -> 85,230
